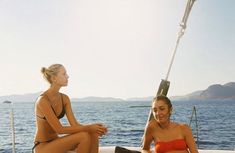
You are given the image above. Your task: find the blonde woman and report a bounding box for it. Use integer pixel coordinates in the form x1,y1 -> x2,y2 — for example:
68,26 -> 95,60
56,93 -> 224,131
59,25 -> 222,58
33,64 -> 107,153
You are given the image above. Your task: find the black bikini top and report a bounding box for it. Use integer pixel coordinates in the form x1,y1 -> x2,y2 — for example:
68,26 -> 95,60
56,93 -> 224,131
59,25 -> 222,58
37,93 -> 66,120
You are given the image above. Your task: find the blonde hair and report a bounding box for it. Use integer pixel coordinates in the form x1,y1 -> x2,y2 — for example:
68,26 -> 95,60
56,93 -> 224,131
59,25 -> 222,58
41,64 -> 63,84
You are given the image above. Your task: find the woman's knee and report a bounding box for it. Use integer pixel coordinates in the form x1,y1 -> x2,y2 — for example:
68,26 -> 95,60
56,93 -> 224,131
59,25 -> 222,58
90,133 -> 99,140
75,132 -> 91,143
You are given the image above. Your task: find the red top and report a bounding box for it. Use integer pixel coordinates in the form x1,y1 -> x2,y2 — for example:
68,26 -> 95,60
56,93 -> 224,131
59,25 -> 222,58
155,139 -> 188,153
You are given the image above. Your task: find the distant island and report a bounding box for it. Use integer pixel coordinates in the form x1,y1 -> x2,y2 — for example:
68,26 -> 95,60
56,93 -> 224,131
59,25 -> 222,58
1,82 -> 235,103
171,82 -> 235,101
71,96 -> 124,102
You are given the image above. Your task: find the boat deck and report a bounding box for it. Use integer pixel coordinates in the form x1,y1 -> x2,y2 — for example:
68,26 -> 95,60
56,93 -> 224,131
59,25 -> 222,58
67,146 -> 235,153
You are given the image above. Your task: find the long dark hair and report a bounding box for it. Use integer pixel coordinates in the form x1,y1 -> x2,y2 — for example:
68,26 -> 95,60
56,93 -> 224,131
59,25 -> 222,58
153,95 -> 172,110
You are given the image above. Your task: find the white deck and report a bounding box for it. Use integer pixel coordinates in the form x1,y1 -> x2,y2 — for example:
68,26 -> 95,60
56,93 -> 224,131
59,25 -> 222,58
67,146 -> 235,153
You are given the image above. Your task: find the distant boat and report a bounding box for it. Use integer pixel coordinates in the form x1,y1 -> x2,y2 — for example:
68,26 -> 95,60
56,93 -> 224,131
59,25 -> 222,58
3,100 -> 12,104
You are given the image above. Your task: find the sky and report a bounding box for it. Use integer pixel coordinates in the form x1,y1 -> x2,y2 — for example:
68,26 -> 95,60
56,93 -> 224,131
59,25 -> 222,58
0,0 -> 234,99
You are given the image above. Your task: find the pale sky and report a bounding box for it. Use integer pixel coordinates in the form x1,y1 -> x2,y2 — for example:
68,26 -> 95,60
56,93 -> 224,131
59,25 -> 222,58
0,0 -> 234,99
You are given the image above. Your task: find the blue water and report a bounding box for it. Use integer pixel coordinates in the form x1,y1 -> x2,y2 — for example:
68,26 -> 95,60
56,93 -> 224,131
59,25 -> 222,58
0,100 -> 235,153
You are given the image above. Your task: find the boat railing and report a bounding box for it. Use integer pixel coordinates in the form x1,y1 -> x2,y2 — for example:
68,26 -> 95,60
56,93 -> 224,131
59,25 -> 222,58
189,105 -> 199,148
3,100 -> 16,153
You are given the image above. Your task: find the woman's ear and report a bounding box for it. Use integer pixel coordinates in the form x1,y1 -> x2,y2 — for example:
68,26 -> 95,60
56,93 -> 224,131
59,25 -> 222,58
51,75 -> 57,84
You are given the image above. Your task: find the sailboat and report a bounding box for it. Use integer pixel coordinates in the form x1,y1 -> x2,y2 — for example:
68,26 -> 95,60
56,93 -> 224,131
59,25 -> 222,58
5,0 -> 235,153
69,0 -> 235,153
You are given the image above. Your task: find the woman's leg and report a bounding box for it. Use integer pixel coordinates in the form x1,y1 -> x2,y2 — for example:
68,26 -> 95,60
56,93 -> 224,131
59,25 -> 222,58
35,132 -> 91,153
89,133 -> 99,153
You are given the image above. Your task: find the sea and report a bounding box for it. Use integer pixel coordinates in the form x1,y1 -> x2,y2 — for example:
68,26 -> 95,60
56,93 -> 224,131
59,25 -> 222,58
0,100 -> 235,153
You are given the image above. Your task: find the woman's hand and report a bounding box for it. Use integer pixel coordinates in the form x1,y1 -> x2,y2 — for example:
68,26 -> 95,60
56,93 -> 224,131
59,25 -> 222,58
87,123 -> 108,136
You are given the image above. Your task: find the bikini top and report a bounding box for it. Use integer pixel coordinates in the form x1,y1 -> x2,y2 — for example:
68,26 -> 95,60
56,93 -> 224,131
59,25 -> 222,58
155,139 -> 188,153
37,93 -> 66,120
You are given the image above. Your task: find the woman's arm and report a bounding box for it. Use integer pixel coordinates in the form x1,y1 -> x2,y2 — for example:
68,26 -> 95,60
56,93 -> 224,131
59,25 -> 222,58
62,94 -> 80,126
142,150 -> 152,153
62,94 -> 107,136
182,124 -> 199,153
37,97 -> 104,135
37,97 -> 85,134
141,123 -> 154,153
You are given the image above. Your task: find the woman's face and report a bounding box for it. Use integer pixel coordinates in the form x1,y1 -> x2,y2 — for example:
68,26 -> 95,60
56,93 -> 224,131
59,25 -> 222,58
53,66 -> 69,86
152,100 -> 171,124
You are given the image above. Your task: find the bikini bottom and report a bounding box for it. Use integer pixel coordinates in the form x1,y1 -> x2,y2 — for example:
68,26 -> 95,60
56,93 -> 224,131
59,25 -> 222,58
32,139 -> 54,153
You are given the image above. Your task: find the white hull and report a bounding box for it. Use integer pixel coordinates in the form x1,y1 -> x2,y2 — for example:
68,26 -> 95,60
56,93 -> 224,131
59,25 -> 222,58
67,146 -> 235,153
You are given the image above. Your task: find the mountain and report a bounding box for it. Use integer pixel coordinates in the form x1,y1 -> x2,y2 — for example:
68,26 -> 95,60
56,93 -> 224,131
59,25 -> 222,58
0,92 -> 42,102
1,82 -> 235,102
172,82 -> 235,101
126,96 -> 154,102
0,93 -> 124,103
71,96 -> 124,102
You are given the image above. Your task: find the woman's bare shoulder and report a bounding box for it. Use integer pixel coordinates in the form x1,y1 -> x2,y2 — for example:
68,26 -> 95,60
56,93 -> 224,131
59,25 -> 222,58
176,123 -> 192,136
60,93 -> 71,105
35,95 -> 49,107
60,93 -> 69,99
147,119 -> 157,129
172,122 -> 189,128
178,123 -> 190,129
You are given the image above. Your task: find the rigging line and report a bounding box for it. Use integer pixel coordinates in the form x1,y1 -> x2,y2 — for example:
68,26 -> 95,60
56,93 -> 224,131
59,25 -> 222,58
165,0 -> 196,81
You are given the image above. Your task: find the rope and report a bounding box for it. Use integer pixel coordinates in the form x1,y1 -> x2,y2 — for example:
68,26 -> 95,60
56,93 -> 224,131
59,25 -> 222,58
165,0 -> 196,81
